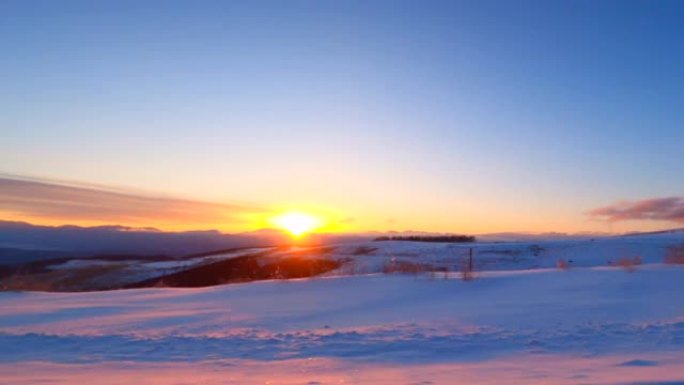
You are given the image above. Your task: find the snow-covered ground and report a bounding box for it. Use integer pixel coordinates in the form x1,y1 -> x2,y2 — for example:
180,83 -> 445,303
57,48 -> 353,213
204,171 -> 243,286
1,257 -> 684,383
326,231 -> 684,274
5,230 -> 683,292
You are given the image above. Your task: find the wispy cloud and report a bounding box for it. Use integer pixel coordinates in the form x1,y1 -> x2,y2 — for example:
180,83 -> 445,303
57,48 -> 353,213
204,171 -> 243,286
0,175 -> 265,230
588,197 -> 684,223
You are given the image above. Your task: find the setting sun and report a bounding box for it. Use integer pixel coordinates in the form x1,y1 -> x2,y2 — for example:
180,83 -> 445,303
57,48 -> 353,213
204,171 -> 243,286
270,212 -> 322,237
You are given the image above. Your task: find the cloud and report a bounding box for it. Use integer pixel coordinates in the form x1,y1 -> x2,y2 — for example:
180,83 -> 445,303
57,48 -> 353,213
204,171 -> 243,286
588,197 -> 684,223
0,175 -> 266,229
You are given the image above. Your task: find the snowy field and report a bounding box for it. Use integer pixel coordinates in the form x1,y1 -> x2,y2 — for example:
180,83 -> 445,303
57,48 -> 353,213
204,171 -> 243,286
3,230 -> 684,291
1,233 -> 684,384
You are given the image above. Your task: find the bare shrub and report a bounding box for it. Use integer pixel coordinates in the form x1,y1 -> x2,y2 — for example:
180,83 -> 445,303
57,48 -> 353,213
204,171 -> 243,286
529,245 -> 545,256
460,248 -> 475,281
461,265 -> 474,281
351,246 -> 377,256
374,235 -> 475,243
616,256 -> 641,272
0,273 -> 55,292
557,259 -> 569,270
665,245 -> 684,265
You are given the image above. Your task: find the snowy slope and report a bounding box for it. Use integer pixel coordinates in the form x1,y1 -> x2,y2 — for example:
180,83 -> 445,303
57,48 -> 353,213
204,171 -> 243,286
4,231 -> 681,292
327,231 -> 684,274
1,263 -> 683,384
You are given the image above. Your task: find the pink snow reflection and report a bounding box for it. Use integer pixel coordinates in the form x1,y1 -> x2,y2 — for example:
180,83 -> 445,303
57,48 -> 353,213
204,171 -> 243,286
1,354 -> 684,385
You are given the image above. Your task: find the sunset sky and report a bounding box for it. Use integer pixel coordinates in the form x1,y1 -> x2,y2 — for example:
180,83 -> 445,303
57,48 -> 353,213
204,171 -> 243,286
2,0 -> 683,234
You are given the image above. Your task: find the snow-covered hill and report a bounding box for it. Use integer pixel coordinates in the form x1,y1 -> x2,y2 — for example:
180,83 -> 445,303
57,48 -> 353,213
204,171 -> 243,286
2,230 -> 683,291
1,265 -> 683,382
1,232 -> 683,384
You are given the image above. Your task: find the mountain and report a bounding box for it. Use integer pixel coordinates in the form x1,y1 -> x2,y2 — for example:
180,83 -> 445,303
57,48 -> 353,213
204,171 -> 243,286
0,221 -> 276,261
0,221 -> 376,264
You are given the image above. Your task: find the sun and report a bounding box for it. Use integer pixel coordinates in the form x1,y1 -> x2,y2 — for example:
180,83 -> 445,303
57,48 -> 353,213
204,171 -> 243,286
270,212 -> 321,237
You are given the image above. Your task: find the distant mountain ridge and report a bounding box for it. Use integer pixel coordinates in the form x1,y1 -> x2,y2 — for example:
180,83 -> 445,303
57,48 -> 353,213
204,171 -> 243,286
0,220 -> 278,260
0,221 -> 374,264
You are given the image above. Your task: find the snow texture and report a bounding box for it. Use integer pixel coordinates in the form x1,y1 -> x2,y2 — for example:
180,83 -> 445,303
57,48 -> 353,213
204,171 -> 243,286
1,233 -> 683,384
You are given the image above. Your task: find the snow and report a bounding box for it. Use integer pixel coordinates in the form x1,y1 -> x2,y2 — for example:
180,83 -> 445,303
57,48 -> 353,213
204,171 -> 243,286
2,355 -> 684,385
1,234 -> 683,384
38,247 -> 274,289
13,232 -> 682,291
327,231 -> 684,274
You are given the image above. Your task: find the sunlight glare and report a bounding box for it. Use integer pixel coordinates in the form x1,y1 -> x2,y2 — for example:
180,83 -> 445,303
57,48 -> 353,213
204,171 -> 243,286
271,212 -> 321,237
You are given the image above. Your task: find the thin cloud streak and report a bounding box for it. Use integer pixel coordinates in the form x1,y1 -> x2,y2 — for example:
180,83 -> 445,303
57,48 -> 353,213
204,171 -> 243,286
588,197 -> 684,223
0,176 -> 266,229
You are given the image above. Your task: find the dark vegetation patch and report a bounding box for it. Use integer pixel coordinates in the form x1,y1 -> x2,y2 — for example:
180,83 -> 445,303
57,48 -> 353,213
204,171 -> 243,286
128,253 -> 341,288
374,235 -> 475,243
665,244 -> 684,265
528,245 -> 544,256
351,246 -> 378,256
0,246 -> 341,292
0,264 -> 130,292
0,253 -> 173,278
478,249 -> 521,256
0,246 -> 270,280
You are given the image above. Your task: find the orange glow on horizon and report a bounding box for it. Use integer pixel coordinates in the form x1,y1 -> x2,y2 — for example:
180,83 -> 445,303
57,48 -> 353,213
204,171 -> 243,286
4,203 -> 678,237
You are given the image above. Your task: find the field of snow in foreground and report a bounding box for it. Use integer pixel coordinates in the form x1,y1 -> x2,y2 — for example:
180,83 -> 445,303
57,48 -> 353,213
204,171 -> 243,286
1,262 -> 683,384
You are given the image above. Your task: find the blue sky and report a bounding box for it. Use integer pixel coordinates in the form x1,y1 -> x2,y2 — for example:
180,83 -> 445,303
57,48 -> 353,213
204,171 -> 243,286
1,0 -> 683,233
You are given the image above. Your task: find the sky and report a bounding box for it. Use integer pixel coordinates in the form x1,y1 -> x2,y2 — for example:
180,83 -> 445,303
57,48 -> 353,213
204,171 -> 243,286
1,0 -> 683,234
